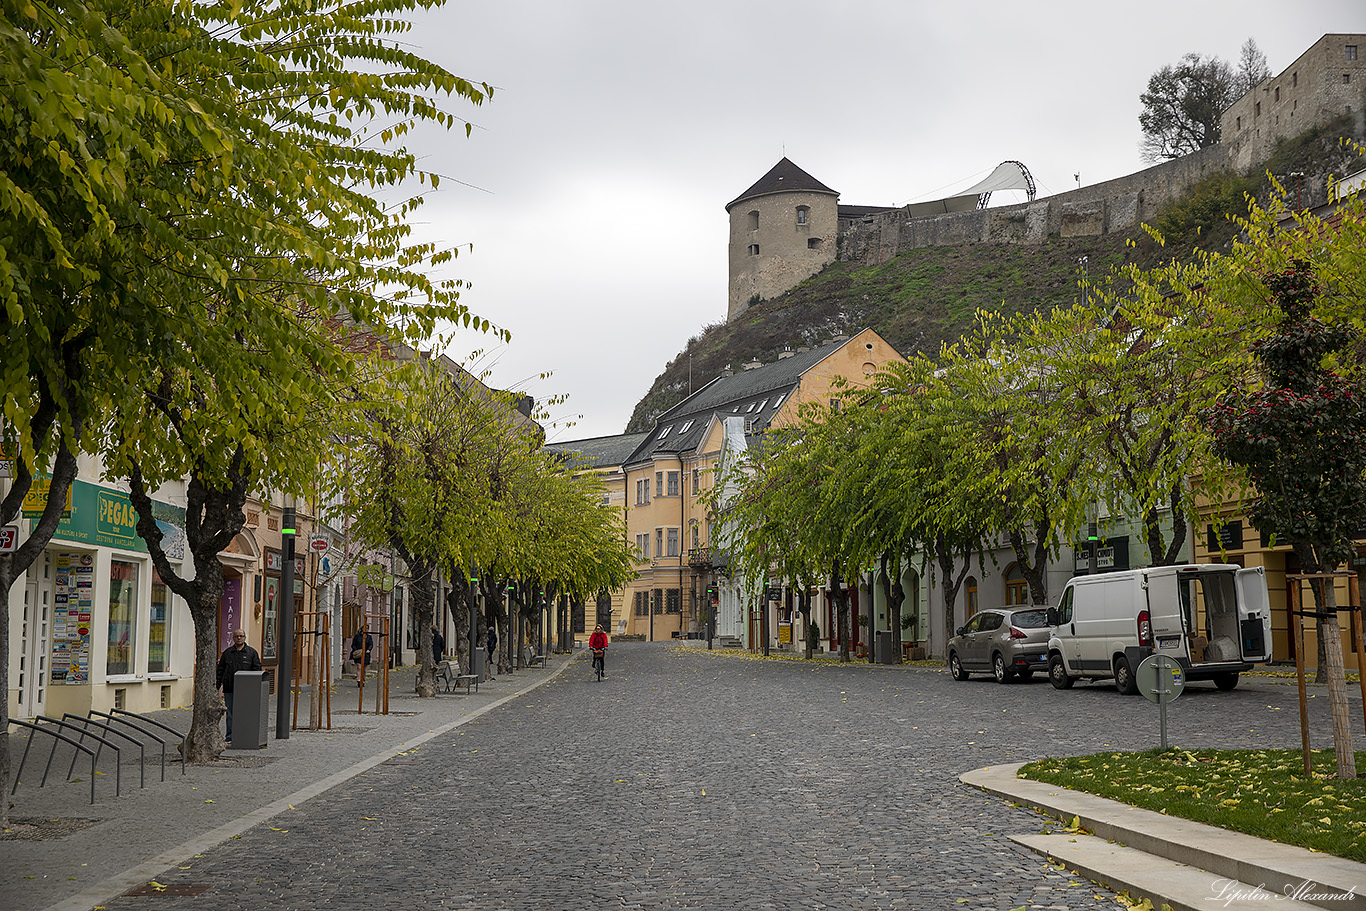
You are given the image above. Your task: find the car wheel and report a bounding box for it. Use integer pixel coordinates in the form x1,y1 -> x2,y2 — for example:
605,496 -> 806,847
1214,672 -> 1239,691
1049,654 -> 1074,690
992,653 -> 1014,684
1114,656 -> 1138,695
949,653 -> 969,681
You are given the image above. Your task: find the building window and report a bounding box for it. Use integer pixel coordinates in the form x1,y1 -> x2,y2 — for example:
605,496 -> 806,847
636,534 -> 649,561
1292,71 -> 1298,87
655,528 -> 663,557
1005,564 -> 1028,606
106,560 -> 139,676
679,420 -> 693,433
1345,74 -> 1353,85
692,467 -> 701,495
667,528 -> 679,557
667,471 -> 680,497
1236,116 -> 1241,130
659,425 -> 672,439
965,576 -> 978,617
1274,86 -> 1280,102
653,588 -> 664,614
746,402 -> 756,413
666,588 -> 682,614
636,478 -> 650,505
796,206 -> 809,225
1255,101 -> 1261,116
747,210 -> 759,230
808,238 -> 823,249
690,521 -> 700,549
148,569 -> 170,674
1348,45 -> 1358,61
747,244 -> 759,256
634,591 -> 648,616
756,399 -> 768,411
829,399 -> 840,412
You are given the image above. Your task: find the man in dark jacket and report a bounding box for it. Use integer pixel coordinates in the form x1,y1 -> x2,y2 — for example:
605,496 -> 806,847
216,629 -> 262,741
486,624 -> 497,679
431,627 -> 445,660
351,628 -> 374,684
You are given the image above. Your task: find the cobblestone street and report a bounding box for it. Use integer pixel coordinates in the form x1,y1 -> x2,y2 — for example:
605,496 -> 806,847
87,643 -> 1344,911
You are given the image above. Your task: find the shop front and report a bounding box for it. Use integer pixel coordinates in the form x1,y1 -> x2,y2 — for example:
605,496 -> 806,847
9,479 -> 192,720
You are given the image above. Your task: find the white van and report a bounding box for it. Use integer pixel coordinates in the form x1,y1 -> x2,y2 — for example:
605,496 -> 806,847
1046,564 -> 1272,694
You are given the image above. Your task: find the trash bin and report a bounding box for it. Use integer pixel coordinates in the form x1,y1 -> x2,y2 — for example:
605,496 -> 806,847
229,670 -> 269,750
470,647 -> 485,679
875,630 -> 895,665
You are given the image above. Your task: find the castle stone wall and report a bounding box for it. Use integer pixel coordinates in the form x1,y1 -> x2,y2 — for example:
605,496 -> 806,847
728,189 -> 838,321
838,145 -> 1231,266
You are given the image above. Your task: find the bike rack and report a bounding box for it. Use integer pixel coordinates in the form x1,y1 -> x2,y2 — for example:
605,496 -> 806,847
88,710 -> 170,782
8,719 -> 101,804
35,715 -> 121,797
63,713 -> 148,790
109,708 -> 186,775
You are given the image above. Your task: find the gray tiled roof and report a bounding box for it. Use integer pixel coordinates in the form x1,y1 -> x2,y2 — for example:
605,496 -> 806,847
625,340 -> 850,465
544,432 -> 648,469
726,158 -> 838,211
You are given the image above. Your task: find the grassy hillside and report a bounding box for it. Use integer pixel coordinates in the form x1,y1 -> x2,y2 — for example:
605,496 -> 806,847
624,125 -> 1363,434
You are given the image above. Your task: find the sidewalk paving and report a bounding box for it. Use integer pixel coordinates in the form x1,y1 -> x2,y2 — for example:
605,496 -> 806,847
2,654 -> 580,911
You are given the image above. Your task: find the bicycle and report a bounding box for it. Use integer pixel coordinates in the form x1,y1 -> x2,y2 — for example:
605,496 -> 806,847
591,647 -> 606,681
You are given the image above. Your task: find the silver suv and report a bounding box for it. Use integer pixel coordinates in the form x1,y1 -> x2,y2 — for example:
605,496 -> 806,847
946,607 -> 1051,684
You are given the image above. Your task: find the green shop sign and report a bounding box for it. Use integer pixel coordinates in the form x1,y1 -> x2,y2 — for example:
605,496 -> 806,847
24,479 -> 187,556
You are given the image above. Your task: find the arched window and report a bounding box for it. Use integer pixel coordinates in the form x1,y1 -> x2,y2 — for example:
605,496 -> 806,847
1005,564 -> 1028,605
796,205 -> 809,225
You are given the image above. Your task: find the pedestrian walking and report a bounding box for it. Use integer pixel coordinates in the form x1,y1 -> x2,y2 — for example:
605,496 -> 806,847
431,626 -> 445,660
486,623 -> 497,679
351,628 -> 374,684
216,629 -> 262,741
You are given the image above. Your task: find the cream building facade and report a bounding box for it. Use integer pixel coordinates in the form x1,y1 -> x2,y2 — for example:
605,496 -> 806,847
550,329 -> 906,643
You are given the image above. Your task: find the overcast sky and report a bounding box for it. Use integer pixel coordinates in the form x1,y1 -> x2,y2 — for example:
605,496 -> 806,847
397,0 -> 1366,442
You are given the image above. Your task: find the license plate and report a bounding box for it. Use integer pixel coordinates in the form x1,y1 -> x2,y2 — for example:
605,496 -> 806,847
1040,654 -> 1048,662
1158,636 -> 1180,648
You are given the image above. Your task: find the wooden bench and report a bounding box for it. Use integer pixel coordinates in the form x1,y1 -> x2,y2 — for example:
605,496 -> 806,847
434,661 -> 480,694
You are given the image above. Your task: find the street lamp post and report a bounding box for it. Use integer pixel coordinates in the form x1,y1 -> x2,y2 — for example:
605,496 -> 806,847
276,502 -> 296,740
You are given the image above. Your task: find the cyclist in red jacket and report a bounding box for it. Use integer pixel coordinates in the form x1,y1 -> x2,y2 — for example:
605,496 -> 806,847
588,625 -> 609,678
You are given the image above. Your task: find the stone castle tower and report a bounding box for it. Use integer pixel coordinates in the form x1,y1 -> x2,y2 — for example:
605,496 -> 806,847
725,157 -> 839,321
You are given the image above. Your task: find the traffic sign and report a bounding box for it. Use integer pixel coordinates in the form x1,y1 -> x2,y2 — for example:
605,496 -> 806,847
308,534 -> 329,554
0,525 -> 17,552
1136,653 -> 1185,749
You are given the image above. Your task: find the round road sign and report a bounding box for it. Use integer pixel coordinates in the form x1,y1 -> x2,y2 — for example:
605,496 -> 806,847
1136,653 -> 1185,704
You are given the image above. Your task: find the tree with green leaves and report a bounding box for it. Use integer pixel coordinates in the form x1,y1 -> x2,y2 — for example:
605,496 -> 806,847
2,0 -> 497,786
1139,52 -> 1237,161
1207,260 -> 1366,779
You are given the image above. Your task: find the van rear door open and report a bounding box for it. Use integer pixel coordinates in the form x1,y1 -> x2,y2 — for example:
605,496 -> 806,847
1236,567 -> 1272,662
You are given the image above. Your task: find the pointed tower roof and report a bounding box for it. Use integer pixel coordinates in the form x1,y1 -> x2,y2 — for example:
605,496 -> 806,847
725,157 -> 838,211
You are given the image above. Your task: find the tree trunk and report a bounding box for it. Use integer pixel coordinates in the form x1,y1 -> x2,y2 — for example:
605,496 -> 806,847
407,561 -> 436,697
831,562 -> 850,663
1317,581 -> 1356,778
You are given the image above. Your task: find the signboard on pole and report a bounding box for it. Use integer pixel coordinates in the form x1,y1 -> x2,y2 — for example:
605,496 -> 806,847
308,534 -> 329,554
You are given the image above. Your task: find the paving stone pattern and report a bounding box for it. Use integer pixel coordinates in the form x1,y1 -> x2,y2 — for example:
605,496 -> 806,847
18,644 -> 1360,911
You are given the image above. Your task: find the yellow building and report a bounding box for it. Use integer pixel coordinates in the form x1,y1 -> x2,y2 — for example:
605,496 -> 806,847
550,329 -> 905,642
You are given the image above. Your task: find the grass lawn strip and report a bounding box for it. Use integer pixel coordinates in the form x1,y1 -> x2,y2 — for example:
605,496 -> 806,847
1020,749 -> 1366,863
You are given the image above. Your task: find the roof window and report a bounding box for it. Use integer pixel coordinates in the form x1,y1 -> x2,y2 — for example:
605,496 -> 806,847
659,425 -> 672,438
679,420 -> 693,433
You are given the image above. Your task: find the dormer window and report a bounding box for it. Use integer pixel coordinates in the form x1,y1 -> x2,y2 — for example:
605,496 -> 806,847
796,206 -> 809,225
